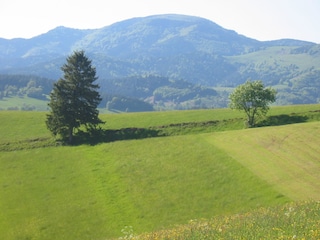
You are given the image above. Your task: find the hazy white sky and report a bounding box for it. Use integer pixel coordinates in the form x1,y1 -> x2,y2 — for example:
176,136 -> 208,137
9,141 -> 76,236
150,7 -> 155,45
1,0 -> 319,43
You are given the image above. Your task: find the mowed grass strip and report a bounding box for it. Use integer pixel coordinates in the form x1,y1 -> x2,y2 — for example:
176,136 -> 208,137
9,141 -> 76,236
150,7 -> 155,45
0,147 -> 139,239
206,121 -> 320,201
0,135 -> 289,239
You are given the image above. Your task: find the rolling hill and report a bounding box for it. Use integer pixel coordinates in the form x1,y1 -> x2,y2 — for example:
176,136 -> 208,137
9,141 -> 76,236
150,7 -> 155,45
0,14 -> 320,109
0,105 -> 320,239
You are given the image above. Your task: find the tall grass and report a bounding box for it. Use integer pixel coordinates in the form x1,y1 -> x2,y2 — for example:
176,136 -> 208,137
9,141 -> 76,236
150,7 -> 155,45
132,200 -> 320,239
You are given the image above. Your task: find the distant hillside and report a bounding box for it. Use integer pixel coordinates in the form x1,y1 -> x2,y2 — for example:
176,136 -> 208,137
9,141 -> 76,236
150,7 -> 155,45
0,14 -> 319,109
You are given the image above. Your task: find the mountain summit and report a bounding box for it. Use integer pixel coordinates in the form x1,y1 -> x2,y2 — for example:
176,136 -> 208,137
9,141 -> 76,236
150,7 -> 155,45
0,14 -> 261,59
71,14 -> 261,58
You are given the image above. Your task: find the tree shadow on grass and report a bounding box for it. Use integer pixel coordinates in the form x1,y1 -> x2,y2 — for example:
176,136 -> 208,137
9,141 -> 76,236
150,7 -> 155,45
71,121 -> 219,146
257,114 -> 308,127
72,127 -> 162,146
69,115 -> 309,145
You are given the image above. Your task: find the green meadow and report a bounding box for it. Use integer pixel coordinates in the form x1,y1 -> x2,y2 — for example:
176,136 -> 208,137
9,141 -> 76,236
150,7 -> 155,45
0,104 -> 320,239
0,96 -> 49,111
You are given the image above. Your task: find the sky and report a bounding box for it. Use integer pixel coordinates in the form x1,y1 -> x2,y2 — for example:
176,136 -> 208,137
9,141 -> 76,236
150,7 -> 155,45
1,0 -> 320,43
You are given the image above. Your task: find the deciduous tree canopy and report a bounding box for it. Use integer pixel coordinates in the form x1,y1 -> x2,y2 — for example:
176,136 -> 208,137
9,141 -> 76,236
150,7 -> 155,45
229,80 -> 276,127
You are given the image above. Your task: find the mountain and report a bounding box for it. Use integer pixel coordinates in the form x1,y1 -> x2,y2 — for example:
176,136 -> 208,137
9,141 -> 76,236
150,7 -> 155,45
0,14 -> 261,79
0,14 -> 319,109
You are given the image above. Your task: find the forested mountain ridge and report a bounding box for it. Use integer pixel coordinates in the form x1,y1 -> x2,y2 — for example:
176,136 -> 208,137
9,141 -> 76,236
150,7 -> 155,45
0,14 -> 319,109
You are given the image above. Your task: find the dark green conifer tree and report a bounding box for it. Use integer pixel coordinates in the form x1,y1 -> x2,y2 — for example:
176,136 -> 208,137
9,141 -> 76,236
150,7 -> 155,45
46,51 -> 104,143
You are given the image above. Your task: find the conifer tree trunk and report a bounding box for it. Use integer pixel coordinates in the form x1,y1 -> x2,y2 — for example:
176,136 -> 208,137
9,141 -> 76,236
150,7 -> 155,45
68,127 -> 73,144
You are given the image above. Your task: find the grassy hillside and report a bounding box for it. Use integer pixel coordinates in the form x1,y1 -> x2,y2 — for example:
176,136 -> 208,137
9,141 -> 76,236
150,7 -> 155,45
1,104 -> 319,144
0,135 -> 290,239
227,46 -> 320,105
207,122 -> 320,201
0,105 -> 320,239
1,104 -> 320,151
0,96 -> 49,111
228,46 -> 320,71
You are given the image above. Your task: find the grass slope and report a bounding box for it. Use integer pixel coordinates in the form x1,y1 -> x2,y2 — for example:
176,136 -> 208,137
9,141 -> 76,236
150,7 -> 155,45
0,136 -> 288,239
0,105 -> 320,239
228,46 -> 319,67
1,104 -> 319,142
206,121 -> 320,201
0,111 -> 49,143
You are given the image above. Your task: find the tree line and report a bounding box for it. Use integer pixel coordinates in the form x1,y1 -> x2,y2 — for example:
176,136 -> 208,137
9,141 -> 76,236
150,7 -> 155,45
0,75 -> 54,100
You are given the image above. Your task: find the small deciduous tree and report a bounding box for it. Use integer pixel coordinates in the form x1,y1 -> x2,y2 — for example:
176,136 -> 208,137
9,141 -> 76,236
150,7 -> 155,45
229,80 -> 276,127
46,51 -> 104,143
